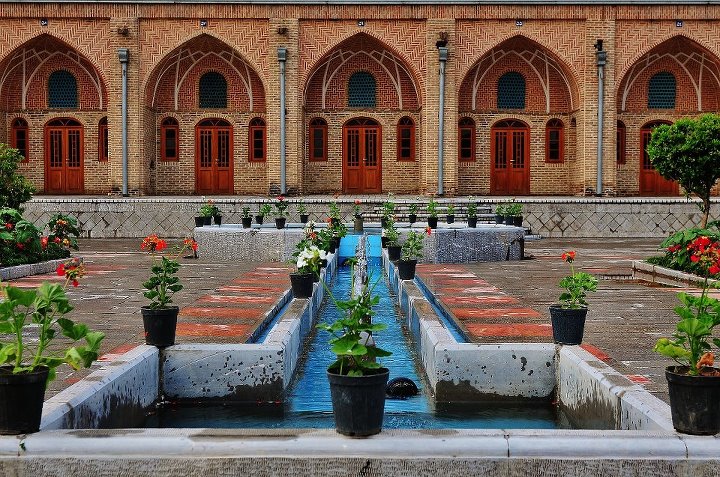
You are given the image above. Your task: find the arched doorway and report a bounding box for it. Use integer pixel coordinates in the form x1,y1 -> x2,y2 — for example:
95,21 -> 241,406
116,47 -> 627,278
490,119 -> 530,195
44,118 -> 84,194
640,121 -> 678,196
195,118 -> 233,194
342,117 -> 381,194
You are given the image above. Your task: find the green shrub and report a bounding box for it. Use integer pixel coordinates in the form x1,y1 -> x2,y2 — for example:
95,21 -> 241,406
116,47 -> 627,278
0,143 -> 34,212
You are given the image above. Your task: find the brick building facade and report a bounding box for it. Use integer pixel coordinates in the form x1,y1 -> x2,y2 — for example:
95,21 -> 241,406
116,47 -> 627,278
2,1 -> 720,197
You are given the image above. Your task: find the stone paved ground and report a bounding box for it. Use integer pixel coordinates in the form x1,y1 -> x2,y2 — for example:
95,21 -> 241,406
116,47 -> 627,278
4,236 -> 687,404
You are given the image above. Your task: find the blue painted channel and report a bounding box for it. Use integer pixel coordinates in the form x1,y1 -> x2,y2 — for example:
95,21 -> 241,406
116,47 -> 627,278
143,233 -> 564,429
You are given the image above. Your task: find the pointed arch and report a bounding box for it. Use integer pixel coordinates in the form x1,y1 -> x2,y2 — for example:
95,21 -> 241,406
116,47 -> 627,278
0,33 -> 107,110
145,33 -> 265,112
618,35 -> 720,112
304,33 -> 420,110
459,35 -> 578,113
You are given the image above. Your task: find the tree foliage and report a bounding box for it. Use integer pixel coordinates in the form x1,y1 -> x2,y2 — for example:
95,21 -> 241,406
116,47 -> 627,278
0,143 -> 34,211
647,114 -> 720,227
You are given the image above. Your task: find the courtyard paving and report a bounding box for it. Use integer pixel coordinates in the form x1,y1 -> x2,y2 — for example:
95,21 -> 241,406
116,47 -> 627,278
4,235 -> 682,404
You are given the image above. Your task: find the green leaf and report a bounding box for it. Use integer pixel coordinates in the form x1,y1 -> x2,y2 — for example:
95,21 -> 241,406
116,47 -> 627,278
5,286 -> 36,307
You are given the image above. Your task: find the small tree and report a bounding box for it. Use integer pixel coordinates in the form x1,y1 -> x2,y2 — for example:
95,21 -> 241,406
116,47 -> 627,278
647,114 -> 720,228
0,143 -> 34,211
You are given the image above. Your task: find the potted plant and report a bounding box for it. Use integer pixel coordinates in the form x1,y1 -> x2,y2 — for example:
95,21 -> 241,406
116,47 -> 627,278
384,220 -> 401,261
427,198 -> 439,229
241,206 -> 252,228
140,234 -> 195,347
211,202 -> 222,226
0,259 -> 105,434
397,227 -> 431,280
408,202 -> 419,224
291,244 -> 327,297
549,251 -> 598,345
381,194 -> 395,228
508,202 -> 523,227
654,235 -> 720,435
494,203 -> 506,224
353,199 -> 363,232
328,218 -> 347,252
328,201 -> 342,227
467,197 -> 478,228
317,268 -> 392,436
256,203 -> 271,225
446,203 -> 456,224
297,202 -> 309,224
198,201 -> 214,226
274,195 -> 289,229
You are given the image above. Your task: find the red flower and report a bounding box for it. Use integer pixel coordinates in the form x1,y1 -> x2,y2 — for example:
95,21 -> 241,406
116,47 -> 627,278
72,280 -> 79,287
691,255 -> 700,263
141,234 -> 167,253
667,244 -> 681,253
709,264 -> 720,275
56,264 -> 65,276
183,238 -> 198,252
16,243 -> 24,250
561,251 -> 576,263
325,217 -> 332,224
354,199 -> 361,205
54,237 -> 61,243
425,226 -> 432,236
41,237 -> 48,249
4,222 -> 12,230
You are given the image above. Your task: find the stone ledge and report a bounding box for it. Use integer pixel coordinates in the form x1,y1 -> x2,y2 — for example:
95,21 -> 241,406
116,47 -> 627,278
632,260 -> 719,288
0,258 -> 68,281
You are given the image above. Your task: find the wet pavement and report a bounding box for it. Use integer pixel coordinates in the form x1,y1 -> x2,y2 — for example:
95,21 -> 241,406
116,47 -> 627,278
4,236 -> 683,404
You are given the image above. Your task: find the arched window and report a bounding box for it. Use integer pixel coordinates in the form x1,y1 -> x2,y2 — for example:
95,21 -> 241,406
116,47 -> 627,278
648,72 -> 676,109
161,117 -> 179,161
348,71 -> 376,108
249,117 -> 266,162
199,72 -> 227,108
545,119 -> 564,163
397,117 -> 415,162
617,121 -> 626,165
458,117 -> 476,162
11,118 -> 28,162
309,118 -> 327,162
98,117 -> 108,162
497,72 -> 526,110
48,70 -> 78,108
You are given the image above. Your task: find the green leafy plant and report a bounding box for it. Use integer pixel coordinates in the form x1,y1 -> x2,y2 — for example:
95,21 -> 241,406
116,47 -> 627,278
141,234 -> 194,309
408,202 -> 419,215
199,201 -> 216,217
427,198 -> 439,218
383,219 -> 400,246
258,204 -> 272,217
467,197 -> 478,218
446,203 -> 455,216
241,206 -> 251,218
296,202 -> 307,215
654,235 -> 720,375
507,202 -> 523,217
649,224 -> 720,278
295,244 -> 327,277
382,194 -> 395,219
401,227 -> 431,261
274,196 -> 289,217
46,214 -> 81,252
0,260 -> 104,383
317,267 -> 392,376
495,203 -> 506,216
353,199 -> 362,217
329,219 -> 347,239
557,251 -> 598,309
328,201 -> 341,220
0,143 -> 34,212
647,114 -> 720,228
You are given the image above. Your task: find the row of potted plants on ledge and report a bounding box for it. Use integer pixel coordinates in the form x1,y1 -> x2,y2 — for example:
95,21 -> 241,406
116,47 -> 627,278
288,219 -> 347,298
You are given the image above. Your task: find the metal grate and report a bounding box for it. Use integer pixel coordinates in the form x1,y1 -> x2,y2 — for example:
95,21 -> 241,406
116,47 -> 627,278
348,71 -> 376,108
497,72 -> 526,109
48,70 -> 78,108
199,72 -> 227,108
648,72 -> 676,109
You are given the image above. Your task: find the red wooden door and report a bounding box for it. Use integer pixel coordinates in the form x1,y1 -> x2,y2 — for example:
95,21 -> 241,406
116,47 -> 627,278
45,118 -> 84,194
343,118 -> 381,194
195,119 -> 233,194
491,120 -> 530,195
640,122 -> 678,196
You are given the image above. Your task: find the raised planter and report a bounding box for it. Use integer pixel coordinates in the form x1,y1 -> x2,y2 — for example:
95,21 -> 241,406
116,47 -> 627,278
633,261 -> 719,288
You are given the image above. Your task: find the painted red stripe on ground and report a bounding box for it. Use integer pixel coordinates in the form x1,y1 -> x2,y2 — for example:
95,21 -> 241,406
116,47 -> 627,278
441,295 -> 519,305
175,323 -> 251,337
465,323 -> 552,338
581,344 -> 611,362
198,295 -> 277,304
452,307 -> 543,319
180,307 -> 265,319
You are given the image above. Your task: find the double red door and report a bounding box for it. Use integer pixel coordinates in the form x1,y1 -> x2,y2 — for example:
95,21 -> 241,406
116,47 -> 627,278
343,118 -> 381,194
639,123 -> 678,196
491,120 -> 530,195
195,119 -> 233,194
45,118 -> 84,194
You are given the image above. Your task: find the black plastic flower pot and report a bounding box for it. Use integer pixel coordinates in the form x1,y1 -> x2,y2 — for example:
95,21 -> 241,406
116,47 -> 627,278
397,259 -> 417,280
549,305 -> 587,345
194,216 -> 205,227
290,272 -> 314,299
468,217 -> 478,228
300,214 -> 309,224
446,214 -> 455,224
380,217 -> 388,228
213,215 -> 222,226
381,236 -> 388,248
504,215 -> 513,225
666,366 -> 720,435
495,214 -> 504,224
513,216 -> 523,227
241,217 -> 253,228
387,245 -> 402,261
408,213 -> 417,224
255,215 -> 264,225
428,217 -> 438,229
0,366 -> 49,435
354,217 -> 364,233
327,368 -> 389,437
141,306 -> 179,348
275,217 -> 286,229
203,216 -> 212,226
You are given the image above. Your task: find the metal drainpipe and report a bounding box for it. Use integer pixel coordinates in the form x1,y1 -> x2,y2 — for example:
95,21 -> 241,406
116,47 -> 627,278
118,48 -> 129,197
437,47 -> 448,196
595,43 -> 607,196
278,47 -> 287,195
